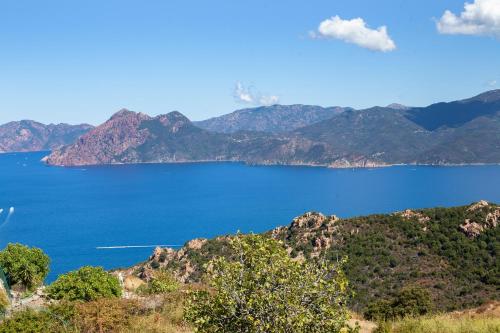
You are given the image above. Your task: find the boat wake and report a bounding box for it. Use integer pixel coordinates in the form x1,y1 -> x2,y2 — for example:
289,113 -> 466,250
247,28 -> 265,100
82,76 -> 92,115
0,207 -> 15,229
96,244 -> 182,250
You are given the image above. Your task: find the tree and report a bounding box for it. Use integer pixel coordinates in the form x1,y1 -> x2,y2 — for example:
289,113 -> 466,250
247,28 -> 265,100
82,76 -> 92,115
184,234 -> 351,333
47,266 -> 121,301
0,243 -> 50,290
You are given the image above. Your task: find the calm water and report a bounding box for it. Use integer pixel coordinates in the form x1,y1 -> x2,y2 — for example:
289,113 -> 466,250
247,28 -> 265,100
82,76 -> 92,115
1,152 -> 499,281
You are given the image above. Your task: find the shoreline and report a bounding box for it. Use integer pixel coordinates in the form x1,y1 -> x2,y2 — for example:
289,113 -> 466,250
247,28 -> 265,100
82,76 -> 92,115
39,155 -> 500,169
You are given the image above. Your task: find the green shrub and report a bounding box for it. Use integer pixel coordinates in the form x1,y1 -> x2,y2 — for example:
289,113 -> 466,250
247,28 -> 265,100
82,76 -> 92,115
0,243 -> 50,291
47,266 -> 121,301
0,308 -> 69,333
365,286 -> 433,321
185,234 -> 351,333
391,286 -> 433,318
137,270 -> 179,295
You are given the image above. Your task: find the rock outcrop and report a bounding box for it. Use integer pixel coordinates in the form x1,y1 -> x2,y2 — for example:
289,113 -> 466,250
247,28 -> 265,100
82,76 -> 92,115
459,201 -> 499,238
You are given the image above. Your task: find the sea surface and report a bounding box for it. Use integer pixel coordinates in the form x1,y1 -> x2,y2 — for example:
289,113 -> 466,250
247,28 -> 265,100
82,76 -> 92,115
1,152 -> 499,281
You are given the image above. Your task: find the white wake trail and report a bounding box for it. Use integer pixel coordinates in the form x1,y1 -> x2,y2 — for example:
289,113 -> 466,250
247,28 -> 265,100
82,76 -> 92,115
0,207 -> 14,228
96,244 -> 182,250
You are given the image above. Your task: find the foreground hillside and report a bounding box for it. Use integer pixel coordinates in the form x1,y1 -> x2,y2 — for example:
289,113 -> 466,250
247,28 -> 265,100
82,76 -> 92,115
127,201 -> 499,313
0,120 -> 93,153
0,202 -> 498,332
45,90 -> 500,167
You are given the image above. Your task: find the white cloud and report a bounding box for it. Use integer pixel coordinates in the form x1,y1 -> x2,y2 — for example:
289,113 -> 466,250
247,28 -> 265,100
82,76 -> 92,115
233,82 -> 280,106
437,0 -> 500,37
488,79 -> 498,87
314,16 -> 396,52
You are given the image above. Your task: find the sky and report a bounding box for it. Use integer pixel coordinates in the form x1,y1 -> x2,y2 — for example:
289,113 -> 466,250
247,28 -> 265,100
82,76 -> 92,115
1,0 -> 500,125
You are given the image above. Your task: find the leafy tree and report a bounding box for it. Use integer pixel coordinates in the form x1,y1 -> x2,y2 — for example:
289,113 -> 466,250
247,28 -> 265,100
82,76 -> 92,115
47,266 -> 121,302
0,243 -> 50,290
184,234 -> 351,333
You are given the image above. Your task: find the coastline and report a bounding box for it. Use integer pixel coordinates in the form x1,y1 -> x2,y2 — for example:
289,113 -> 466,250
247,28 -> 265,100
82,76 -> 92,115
36,152 -> 500,169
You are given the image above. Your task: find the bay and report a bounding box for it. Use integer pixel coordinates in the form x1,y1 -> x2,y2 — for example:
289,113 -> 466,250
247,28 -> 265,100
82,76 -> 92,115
1,152 -> 499,281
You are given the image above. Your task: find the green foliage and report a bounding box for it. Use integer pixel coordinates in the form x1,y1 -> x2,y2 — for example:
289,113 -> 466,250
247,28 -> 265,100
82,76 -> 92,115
365,286 -> 433,321
47,266 -> 122,301
185,234 -> 351,333
0,295 -> 190,333
137,270 -> 179,295
321,205 -> 500,311
0,307 -> 72,333
0,243 -> 50,291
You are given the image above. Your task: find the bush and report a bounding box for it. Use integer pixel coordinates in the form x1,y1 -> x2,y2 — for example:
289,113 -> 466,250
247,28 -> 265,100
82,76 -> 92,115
0,243 -> 50,291
365,286 -> 433,321
391,286 -> 433,318
75,298 -> 140,333
137,270 -> 179,295
47,266 -> 121,301
0,308 -> 69,333
185,234 -> 351,333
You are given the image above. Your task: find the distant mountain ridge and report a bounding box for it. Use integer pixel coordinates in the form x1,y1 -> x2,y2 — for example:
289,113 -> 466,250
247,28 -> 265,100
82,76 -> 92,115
0,120 -> 93,153
194,104 -> 349,133
42,89 -> 500,167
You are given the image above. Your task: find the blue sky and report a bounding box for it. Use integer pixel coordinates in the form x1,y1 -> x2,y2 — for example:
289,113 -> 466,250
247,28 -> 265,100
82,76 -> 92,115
1,0 -> 499,125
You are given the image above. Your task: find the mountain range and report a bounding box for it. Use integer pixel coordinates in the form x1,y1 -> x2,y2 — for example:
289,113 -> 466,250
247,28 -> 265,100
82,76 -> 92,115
43,90 -> 500,167
0,120 -> 93,153
1,90 -> 499,167
193,104 -> 349,133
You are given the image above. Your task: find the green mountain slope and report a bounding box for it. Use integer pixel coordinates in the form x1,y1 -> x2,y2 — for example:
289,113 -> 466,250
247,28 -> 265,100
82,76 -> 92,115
131,201 -> 499,312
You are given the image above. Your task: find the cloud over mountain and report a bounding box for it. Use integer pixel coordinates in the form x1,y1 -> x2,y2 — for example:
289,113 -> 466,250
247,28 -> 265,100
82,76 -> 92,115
233,82 -> 279,106
314,16 -> 396,52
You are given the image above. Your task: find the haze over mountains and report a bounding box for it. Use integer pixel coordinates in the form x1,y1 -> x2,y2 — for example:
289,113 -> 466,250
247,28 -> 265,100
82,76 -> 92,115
2,90 -> 499,167
0,121 -> 93,153
194,104 -> 349,133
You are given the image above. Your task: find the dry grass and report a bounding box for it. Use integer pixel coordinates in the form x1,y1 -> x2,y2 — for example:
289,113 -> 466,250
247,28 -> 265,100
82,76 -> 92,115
125,291 -> 192,333
382,315 -> 500,333
378,301 -> 500,333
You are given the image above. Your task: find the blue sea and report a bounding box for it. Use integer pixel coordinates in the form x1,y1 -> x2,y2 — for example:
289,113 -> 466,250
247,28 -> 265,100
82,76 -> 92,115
0,151 -> 499,281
